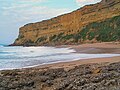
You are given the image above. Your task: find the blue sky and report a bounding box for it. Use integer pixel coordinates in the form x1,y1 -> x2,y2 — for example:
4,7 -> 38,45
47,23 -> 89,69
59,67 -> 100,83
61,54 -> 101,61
0,0 -> 101,44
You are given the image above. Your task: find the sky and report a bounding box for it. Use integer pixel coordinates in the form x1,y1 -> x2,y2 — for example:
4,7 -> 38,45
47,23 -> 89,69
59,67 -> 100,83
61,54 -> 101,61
0,0 -> 101,44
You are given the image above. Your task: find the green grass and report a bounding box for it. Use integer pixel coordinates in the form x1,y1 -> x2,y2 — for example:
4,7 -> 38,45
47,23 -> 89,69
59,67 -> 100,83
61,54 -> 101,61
36,36 -> 47,42
75,15 -> 120,42
36,15 -> 120,44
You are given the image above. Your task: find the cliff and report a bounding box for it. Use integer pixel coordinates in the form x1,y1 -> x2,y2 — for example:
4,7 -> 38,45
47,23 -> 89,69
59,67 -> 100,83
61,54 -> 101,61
14,0 -> 120,46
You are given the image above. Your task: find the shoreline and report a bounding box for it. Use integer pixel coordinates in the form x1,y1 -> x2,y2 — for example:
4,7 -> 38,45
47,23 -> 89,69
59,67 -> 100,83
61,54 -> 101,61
1,56 -> 120,71
58,42 -> 120,54
15,42 -> 120,70
0,42 -> 120,90
1,58 -> 120,90
34,56 -> 120,70
1,42 -> 120,71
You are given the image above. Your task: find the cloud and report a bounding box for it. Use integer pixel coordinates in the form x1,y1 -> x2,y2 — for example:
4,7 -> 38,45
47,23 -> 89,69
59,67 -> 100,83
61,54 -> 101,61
2,0 -> 46,10
76,0 -> 101,7
2,0 -> 70,23
11,6 -> 69,22
20,0 -> 47,3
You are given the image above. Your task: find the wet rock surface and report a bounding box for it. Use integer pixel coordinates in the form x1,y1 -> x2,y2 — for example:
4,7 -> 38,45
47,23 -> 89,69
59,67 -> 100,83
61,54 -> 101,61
0,62 -> 120,90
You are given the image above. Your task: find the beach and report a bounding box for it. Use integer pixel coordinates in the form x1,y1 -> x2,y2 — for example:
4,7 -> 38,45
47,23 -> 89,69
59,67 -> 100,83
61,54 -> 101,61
0,0 -> 120,89
34,42 -> 120,70
0,42 -> 120,90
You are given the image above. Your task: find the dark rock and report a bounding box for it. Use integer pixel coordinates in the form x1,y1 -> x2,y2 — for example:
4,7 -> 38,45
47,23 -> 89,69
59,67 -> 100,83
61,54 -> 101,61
39,76 -> 50,82
45,80 -> 53,86
0,62 -> 120,90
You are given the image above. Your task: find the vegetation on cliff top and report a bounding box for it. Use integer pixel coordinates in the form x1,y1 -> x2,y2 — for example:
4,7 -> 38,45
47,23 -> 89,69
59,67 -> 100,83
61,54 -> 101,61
35,15 -> 120,45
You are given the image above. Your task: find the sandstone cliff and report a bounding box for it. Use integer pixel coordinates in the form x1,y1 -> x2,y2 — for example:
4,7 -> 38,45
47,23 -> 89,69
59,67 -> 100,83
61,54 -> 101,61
14,0 -> 120,46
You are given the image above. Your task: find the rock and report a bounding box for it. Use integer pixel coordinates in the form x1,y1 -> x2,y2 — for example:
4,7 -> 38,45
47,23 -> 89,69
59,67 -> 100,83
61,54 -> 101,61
74,78 -> 87,86
86,84 -> 97,90
13,0 -> 120,46
0,62 -> 120,90
39,76 -> 50,82
1,70 -> 18,76
105,79 -> 117,86
92,69 -> 101,74
45,80 -> 53,86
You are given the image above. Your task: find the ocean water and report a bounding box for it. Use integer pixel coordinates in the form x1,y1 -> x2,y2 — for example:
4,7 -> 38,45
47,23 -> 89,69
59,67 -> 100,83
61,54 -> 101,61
0,46 -> 120,70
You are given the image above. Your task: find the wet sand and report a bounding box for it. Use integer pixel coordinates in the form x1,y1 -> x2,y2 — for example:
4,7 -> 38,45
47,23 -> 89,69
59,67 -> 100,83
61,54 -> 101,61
1,42 -> 120,71
71,42 -> 120,54
35,56 -> 120,71
38,42 -> 120,70
0,42 -> 120,90
56,42 -> 120,54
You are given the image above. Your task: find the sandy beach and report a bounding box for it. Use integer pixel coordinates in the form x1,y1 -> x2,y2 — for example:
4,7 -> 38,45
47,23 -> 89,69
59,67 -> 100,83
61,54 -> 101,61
31,42 -> 120,70
0,42 -> 120,90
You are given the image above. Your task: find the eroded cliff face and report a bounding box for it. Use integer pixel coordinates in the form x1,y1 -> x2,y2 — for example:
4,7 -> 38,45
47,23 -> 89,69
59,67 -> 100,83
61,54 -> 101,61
14,0 -> 120,46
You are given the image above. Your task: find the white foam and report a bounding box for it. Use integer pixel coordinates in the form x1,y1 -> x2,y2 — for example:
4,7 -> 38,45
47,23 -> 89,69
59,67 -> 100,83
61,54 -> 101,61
0,46 -> 120,70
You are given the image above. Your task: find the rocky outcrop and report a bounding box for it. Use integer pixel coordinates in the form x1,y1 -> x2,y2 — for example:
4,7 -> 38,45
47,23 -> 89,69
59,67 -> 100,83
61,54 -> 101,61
14,0 -> 120,46
0,62 -> 120,90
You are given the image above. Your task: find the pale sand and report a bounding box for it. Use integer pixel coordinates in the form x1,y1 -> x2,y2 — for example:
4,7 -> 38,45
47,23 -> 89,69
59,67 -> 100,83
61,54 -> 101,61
35,56 -> 120,70
59,42 -> 120,54
33,42 -> 120,71
70,42 -> 120,54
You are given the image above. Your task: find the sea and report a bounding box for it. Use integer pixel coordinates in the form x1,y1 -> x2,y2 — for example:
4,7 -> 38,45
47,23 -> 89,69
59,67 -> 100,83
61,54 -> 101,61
0,44 -> 120,70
